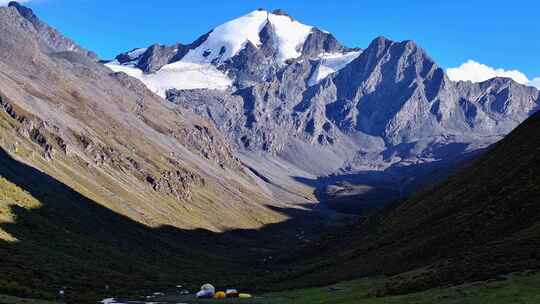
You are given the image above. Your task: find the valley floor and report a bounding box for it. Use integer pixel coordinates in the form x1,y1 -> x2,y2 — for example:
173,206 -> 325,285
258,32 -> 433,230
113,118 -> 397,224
123,271 -> 540,304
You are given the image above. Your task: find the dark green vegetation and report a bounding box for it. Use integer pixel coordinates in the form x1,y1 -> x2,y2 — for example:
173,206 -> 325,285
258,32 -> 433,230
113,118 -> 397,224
112,271 -> 540,304
273,110 -> 540,294
0,294 -> 60,304
259,271 -> 540,304
3,271 -> 540,304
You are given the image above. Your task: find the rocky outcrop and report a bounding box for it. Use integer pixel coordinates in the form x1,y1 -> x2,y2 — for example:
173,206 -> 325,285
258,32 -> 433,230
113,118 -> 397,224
301,28 -> 347,58
0,95 -> 23,122
146,168 -> 205,200
0,95 -> 67,159
136,44 -> 187,73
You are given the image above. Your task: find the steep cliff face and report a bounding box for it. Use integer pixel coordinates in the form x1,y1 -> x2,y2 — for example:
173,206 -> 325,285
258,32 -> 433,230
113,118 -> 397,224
0,4 -> 291,232
332,37 -> 539,144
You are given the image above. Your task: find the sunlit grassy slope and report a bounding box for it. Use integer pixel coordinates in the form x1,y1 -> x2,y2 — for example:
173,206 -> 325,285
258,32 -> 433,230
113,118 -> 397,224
0,177 -> 41,242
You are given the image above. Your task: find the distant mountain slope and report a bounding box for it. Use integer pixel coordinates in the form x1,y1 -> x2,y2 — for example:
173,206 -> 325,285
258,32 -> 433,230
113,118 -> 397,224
279,109 -> 540,293
7,1 -> 97,59
109,9 -> 540,211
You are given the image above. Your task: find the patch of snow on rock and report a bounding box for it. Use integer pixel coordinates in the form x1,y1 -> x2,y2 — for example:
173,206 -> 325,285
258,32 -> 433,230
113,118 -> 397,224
308,51 -> 361,85
101,298 -> 122,304
126,47 -> 147,60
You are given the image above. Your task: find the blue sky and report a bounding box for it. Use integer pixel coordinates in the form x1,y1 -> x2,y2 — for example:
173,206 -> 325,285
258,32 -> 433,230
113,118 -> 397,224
7,0 -> 540,83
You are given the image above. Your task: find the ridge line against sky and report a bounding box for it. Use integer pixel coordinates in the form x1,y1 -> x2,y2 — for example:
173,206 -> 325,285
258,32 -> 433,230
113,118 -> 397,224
3,0 -> 539,87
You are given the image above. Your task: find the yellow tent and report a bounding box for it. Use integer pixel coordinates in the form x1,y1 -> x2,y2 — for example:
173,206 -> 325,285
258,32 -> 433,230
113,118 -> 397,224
214,291 -> 226,299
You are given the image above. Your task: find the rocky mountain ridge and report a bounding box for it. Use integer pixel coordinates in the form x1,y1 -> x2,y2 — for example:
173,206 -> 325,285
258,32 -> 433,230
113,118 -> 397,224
109,9 -> 539,209
8,1 -> 98,59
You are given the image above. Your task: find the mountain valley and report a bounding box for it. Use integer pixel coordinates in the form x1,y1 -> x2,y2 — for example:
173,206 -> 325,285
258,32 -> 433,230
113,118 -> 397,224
0,2 -> 539,303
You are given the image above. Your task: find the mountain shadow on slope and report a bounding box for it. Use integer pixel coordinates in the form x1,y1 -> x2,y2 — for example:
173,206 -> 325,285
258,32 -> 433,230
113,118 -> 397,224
273,110 -> 540,294
0,148 -> 336,303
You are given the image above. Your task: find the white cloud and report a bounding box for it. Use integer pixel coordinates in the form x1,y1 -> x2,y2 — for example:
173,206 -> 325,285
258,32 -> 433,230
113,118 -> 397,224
447,60 -> 529,84
447,60 -> 540,89
529,78 -> 540,89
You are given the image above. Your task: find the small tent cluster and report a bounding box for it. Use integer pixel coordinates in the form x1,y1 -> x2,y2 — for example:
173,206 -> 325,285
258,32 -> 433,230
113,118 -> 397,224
196,284 -> 252,299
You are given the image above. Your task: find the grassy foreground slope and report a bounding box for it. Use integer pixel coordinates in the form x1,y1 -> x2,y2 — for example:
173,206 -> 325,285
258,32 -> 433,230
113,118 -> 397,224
262,272 -> 540,304
148,271 -> 540,304
3,272 -> 540,304
275,109 -> 540,293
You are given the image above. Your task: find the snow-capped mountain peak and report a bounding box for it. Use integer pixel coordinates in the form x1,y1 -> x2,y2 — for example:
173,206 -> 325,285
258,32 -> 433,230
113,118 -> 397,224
106,9 -> 328,96
181,10 -> 268,64
182,9 -> 314,64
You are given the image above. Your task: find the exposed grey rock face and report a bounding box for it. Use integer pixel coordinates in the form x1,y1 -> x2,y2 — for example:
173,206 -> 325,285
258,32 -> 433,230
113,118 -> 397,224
301,28 -> 348,58
112,9 -> 540,210
112,32 -> 212,74
116,43 -> 192,73
140,44 -> 187,73
330,37 -> 540,144
168,35 -> 539,161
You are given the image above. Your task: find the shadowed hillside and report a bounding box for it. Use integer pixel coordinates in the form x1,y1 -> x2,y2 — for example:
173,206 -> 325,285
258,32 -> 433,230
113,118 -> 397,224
0,146 -> 237,302
275,109 -> 540,293
0,146 -> 340,303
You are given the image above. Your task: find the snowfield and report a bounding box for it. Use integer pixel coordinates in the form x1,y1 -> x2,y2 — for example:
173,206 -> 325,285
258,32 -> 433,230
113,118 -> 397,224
105,61 -> 232,97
